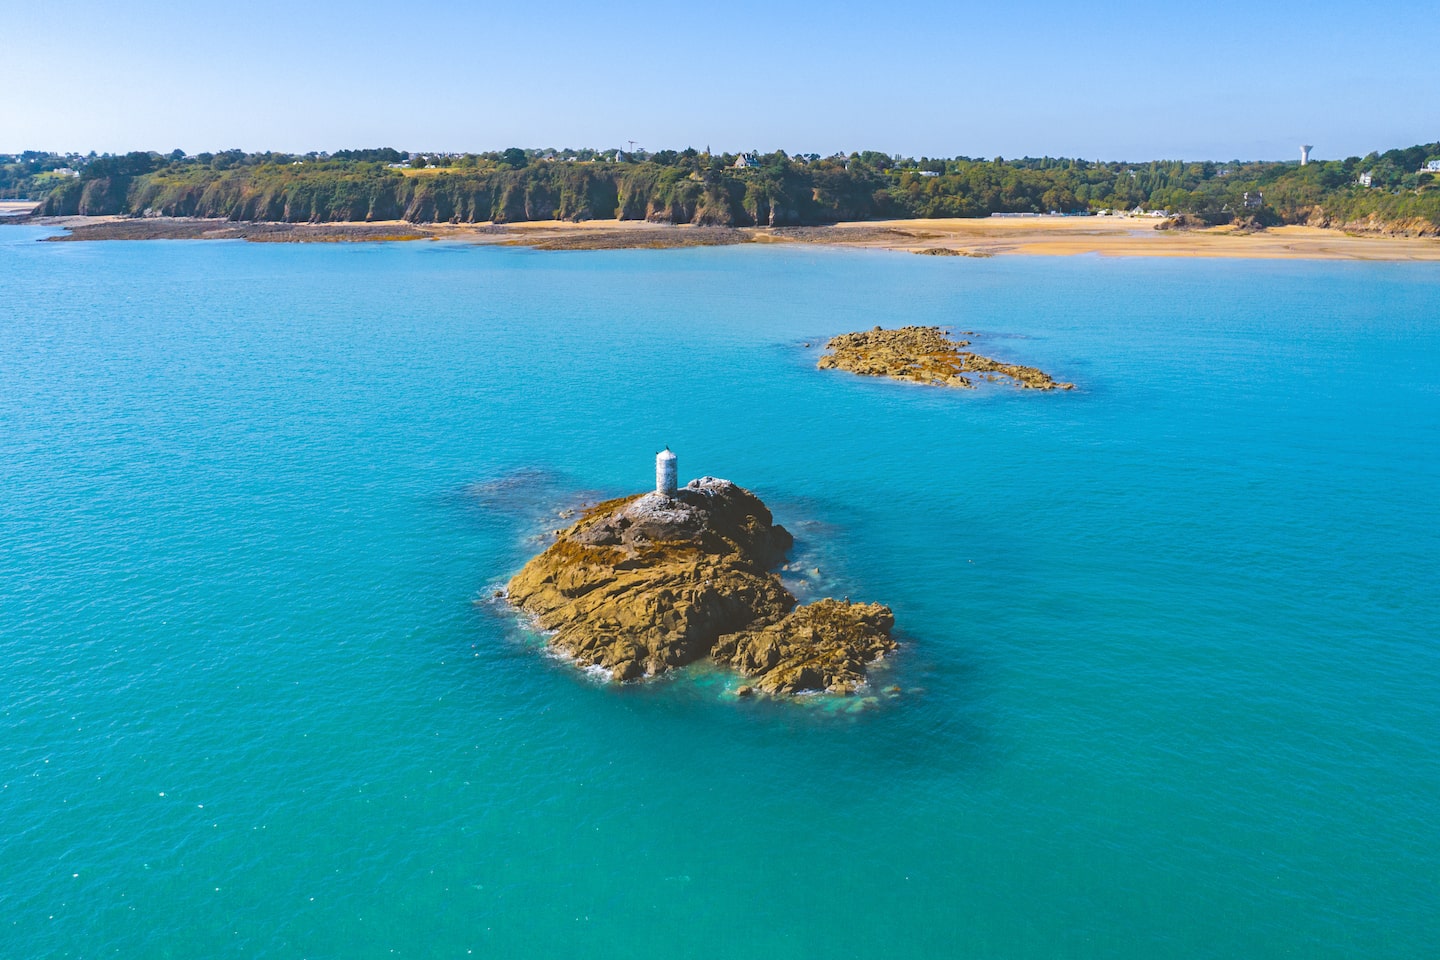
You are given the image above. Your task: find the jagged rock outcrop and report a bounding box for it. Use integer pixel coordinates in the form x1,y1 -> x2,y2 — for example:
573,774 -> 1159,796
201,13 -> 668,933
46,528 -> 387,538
1303,210 -> 1440,238
1155,213 -> 1210,230
712,599 -> 895,696
506,478 -> 896,694
818,325 -> 1074,390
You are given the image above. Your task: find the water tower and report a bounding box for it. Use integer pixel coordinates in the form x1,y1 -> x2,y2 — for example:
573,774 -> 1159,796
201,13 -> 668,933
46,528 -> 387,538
1300,145 -> 1313,166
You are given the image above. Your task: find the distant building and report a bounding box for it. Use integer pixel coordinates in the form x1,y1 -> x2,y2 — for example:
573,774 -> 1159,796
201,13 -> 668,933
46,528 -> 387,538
732,153 -> 759,169
1425,159 -> 1440,173
1300,144 -> 1313,166
918,170 -> 939,178
1358,171 -> 1374,187
1243,191 -> 1264,209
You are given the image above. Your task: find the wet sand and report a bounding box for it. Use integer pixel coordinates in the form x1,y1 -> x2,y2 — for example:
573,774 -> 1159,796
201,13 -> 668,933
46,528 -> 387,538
19,213 -> 1440,260
808,217 -> 1440,261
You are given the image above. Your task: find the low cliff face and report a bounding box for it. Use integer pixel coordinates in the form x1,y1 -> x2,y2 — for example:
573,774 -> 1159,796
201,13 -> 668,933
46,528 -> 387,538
506,478 -> 896,695
37,177 -> 131,216
1302,210 -> 1440,238
819,325 -> 1074,390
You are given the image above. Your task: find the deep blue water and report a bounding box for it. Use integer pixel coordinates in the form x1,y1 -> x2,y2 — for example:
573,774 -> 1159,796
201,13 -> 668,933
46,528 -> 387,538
2,226 -> 1437,958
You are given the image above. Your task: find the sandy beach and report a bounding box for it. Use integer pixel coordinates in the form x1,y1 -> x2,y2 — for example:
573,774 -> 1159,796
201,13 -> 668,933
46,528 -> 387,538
488,216 -> 1440,261
806,216 -> 1440,261
18,213 -> 1440,260
0,200 -> 41,217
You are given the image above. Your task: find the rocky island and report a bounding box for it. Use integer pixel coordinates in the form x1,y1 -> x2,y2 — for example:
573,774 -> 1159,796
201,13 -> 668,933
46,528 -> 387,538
505,451 -> 895,696
819,325 -> 1074,390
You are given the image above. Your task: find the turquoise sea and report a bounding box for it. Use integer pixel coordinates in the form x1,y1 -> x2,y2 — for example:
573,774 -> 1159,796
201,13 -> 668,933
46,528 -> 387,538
2,225 -> 1437,958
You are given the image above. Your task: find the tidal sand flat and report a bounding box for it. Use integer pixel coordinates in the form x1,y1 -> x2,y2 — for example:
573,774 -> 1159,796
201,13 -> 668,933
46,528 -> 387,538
2,227 -> 1437,958
0,199 -> 39,217
27,212 -> 1440,260
790,216 -> 1440,260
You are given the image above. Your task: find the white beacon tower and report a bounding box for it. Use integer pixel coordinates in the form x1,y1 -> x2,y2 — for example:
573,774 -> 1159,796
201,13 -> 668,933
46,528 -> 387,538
1300,145 -> 1313,166
656,448 -> 677,498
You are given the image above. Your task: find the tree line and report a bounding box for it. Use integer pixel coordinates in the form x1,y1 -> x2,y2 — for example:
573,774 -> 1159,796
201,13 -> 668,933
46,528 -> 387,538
7,143 -> 1438,231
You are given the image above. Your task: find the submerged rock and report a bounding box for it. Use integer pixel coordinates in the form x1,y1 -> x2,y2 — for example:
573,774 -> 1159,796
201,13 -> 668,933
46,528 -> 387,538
818,325 -> 1073,390
506,477 -> 895,695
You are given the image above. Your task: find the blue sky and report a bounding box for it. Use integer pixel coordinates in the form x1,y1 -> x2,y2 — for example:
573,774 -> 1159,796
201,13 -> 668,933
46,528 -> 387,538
2,0 -> 1435,160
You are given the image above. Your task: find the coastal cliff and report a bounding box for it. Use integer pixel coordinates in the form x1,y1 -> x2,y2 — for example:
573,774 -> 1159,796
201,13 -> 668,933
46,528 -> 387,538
1301,210 -> 1440,238
506,477 -> 896,695
23,140 -> 1438,232
819,326 -> 1074,390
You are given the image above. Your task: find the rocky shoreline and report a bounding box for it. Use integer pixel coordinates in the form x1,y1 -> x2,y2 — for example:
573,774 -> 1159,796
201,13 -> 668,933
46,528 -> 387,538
818,325 -> 1074,390
505,475 -> 896,696
34,217 -> 435,243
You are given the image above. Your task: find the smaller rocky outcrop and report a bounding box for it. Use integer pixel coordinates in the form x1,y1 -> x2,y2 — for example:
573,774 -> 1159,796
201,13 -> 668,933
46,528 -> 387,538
713,599 -> 895,695
1155,213 -> 1210,231
1229,215 -> 1270,234
505,477 -> 896,695
818,325 -> 1073,390
913,247 -> 992,257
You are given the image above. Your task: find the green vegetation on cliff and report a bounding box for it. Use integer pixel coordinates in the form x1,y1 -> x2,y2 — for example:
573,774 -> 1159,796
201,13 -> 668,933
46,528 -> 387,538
7,142 -> 1438,232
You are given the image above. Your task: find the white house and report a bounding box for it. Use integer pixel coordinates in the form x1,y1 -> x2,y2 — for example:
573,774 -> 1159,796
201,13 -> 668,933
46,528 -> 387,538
1425,159 -> 1440,173
732,153 -> 759,169
1358,171 -> 1373,187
